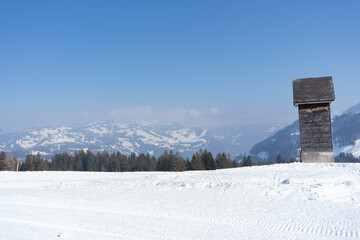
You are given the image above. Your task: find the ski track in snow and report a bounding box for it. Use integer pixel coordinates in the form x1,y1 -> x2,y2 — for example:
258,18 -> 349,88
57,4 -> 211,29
1,163 -> 360,239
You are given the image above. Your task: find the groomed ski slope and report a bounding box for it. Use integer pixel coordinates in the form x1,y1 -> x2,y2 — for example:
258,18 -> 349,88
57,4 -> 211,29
1,163 -> 360,239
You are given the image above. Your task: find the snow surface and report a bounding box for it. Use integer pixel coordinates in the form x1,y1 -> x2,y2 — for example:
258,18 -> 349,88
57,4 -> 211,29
1,163 -> 360,239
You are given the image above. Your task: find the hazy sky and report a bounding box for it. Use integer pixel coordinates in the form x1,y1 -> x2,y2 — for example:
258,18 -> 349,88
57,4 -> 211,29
1,1 -> 360,132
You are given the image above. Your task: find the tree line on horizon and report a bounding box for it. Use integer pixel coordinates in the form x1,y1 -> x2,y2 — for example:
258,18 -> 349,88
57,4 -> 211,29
1,149 -> 250,172
1,150 -> 358,172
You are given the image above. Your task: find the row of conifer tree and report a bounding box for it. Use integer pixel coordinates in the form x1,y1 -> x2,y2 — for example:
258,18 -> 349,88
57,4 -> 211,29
2,150 -> 357,172
0,150 -> 254,172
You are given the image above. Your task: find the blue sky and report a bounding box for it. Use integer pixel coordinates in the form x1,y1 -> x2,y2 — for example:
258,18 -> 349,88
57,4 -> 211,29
1,1 -> 360,132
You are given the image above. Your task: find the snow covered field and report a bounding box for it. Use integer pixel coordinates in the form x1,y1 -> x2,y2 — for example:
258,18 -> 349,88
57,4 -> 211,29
1,163 -> 360,239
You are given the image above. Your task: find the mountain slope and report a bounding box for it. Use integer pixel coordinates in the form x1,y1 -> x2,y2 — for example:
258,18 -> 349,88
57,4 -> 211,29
344,102 -> 360,114
249,120 -> 300,162
333,112 -> 360,157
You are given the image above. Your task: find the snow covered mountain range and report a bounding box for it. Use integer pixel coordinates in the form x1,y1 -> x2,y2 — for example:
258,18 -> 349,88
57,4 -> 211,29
0,121 -> 220,159
0,120 -> 275,159
250,103 -> 360,162
0,119 -> 286,159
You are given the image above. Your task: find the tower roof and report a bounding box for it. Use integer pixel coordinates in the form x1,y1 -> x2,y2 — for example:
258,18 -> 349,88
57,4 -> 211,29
293,76 -> 335,106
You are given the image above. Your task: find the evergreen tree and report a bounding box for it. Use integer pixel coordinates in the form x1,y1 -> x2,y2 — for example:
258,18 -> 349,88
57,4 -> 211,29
156,150 -> 186,171
118,152 -> 130,171
73,152 -> 83,171
171,152 -> 187,171
63,152 -> 73,171
95,152 -> 102,171
241,155 -> 252,167
20,154 -> 35,171
229,154 -> 238,168
135,153 -> 148,171
85,150 -> 96,171
215,152 -> 232,169
275,154 -> 286,164
0,152 -> 6,170
96,151 -> 109,172
33,153 -> 48,171
201,149 -> 215,170
156,150 -> 171,171
185,157 -> 191,170
190,152 -> 205,170
4,152 -> 16,171
108,152 -> 119,172
33,153 -> 41,170
78,150 -> 87,171
129,152 -> 137,171
231,159 -> 239,168
148,155 -> 157,171
49,154 -> 60,170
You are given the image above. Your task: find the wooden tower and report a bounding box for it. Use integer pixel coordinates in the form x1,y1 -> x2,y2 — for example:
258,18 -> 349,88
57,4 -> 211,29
293,76 -> 335,163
